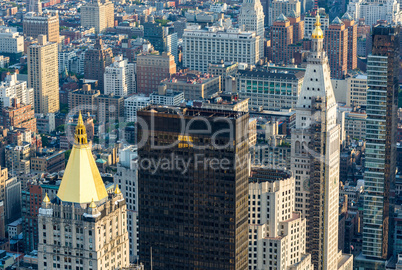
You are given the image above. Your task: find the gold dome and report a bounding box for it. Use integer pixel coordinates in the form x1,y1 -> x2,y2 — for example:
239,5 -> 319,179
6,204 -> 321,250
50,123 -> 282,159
43,193 -> 50,203
311,11 -> 324,39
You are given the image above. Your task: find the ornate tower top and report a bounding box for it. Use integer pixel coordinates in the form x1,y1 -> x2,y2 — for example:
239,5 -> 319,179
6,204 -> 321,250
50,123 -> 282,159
312,11 -> 324,39
74,112 -> 88,145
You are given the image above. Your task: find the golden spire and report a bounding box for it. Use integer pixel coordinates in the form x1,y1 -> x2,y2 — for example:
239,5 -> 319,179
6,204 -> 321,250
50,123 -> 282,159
43,193 -> 50,203
311,10 -> 324,39
56,112 -> 108,204
114,185 -> 121,195
74,112 -> 87,145
89,198 -> 97,208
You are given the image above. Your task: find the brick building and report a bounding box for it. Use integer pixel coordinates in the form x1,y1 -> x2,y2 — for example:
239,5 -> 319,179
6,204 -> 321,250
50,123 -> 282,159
0,98 -> 36,133
325,17 -> 348,79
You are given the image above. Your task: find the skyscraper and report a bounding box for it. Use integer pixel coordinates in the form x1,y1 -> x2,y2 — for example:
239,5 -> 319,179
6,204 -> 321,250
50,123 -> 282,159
138,106 -> 250,270
104,55 -> 135,96
269,0 -> 301,26
238,0 -> 265,58
37,113 -> 130,269
358,23 -> 400,266
341,13 -> 357,71
84,37 -> 114,92
325,17 -> 348,79
80,0 -> 114,33
28,35 -> 59,114
291,13 -> 353,270
270,14 -> 293,65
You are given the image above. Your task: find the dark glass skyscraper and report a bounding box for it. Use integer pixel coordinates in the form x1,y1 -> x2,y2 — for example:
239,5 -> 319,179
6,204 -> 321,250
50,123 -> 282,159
361,23 -> 399,263
137,106 -> 249,270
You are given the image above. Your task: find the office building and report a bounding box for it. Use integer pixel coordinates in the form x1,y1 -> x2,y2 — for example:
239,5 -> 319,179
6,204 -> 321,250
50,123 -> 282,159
138,106 -> 250,269
114,145 -> 139,262
96,94 -> 124,123
248,167 -> 313,269
38,113 -> 130,269
30,150 -> 65,173
238,0 -> 265,58
208,62 -> 238,92
236,68 -> 304,111
104,55 -> 135,97
84,38 -> 114,92
342,13 -> 358,71
150,85 -> 184,106
325,17 -> 348,79
269,0 -> 301,26
0,28 -> 23,54
136,52 -> 176,95
28,35 -> 59,114
0,74 -> 34,108
0,98 -> 36,133
346,74 -> 367,107
35,113 -> 56,134
162,71 -> 220,100
124,95 -> 150,122
290,13 -> 353,270
344,111 -> 366,140
5,177 -> 21,223
359,23 -> 399,265
80,0 -> 114,33
23,11 -> 59,43
183,25 -> 260,73
143,22 -> 166,55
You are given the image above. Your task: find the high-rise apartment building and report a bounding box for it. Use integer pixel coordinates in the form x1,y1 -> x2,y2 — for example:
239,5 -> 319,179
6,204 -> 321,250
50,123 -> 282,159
325,17 -> 348,79
288,10 -> 305,43
138,106 -> 250,270
23,11 -> 59,43
238,0 -> 265,58
291,13 -> 353,270
358,23 -> 399,266
269,0 -> 301,26
183,25 -> 260,73
248,167 -> 313,270
104,55 -> 135,97
84,38 -> 114,92
346,0 -> 402,26
124,95 -> 150,122
38,113 -> 130,269
271,14 -> 293,65
136,52 -> 176,95
28,35 -> 59,114
341,13 -> 358,71
80,0 -> 114,33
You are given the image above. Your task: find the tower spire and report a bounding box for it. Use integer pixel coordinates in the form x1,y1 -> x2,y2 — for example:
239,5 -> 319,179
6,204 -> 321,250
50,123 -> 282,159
311,10 -> 324,39
74,112 -> 88,145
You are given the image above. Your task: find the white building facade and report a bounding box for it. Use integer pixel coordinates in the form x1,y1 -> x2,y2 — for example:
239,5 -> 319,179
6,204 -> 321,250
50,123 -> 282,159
248,167 -> 313,270
0,74 -> 34,108
104,56 -> 136,97
238,0 -> 265,58
124,95 -> 150,122
183,25 -> 260,73
347,0 -> 402,26
0,28 -> 24,54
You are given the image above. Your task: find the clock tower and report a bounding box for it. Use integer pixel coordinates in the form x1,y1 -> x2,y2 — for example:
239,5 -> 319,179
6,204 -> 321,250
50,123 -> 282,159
290,12 -> 353,270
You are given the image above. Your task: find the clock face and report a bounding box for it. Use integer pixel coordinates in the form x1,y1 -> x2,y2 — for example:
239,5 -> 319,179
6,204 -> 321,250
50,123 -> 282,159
303,178 -> 310,191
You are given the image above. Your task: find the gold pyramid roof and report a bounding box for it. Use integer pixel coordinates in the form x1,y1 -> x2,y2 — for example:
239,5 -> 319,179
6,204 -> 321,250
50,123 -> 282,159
57,112 -> 108,204
43,193 -> 50,203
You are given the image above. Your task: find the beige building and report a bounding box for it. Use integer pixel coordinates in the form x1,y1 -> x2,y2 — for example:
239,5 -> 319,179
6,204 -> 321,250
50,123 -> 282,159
269,0 -> 301,26
344,111 -> 366,140
81,0 -> 114,33
346,74 -> 367,107
23,11 -> 60,43
28,35 -> 59,114
38,113 -> 130,270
